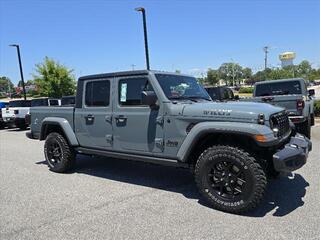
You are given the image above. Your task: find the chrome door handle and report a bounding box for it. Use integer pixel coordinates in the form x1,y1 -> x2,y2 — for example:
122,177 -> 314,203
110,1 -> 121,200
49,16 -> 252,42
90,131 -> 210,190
85,114 -> 95,122
115,115 -> 127,123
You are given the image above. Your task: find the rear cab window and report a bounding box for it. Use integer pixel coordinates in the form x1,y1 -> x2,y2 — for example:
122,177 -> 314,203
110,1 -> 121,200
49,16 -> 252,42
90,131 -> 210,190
49,99 -> 59,106
255,80 -> 302,96
85,80 -> 110,107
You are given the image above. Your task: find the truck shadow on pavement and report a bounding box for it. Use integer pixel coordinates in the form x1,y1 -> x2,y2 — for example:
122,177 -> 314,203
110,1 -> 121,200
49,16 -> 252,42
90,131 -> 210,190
244,173 -> 309,217
36,154 -> 309,217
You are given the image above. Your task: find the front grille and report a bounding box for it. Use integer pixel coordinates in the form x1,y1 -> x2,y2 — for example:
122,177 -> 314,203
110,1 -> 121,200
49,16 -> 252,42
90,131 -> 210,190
270,111 -> 290,138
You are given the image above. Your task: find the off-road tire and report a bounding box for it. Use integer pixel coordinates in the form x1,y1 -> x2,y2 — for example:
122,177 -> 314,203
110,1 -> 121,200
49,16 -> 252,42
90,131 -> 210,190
311,113 -> 315,126
195,145 -> 267,213
44,132 -> 75,173
298,118 -> 311,139
17,124 -> 27,130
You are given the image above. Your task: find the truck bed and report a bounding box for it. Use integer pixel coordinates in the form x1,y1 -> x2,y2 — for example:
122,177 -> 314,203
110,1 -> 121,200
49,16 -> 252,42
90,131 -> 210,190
241,94 -> 303,115
30,106 -> 75,138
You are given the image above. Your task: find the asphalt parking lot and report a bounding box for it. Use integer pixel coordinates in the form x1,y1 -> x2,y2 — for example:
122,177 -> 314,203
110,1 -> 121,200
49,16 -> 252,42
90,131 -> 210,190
0,127 -> 319,240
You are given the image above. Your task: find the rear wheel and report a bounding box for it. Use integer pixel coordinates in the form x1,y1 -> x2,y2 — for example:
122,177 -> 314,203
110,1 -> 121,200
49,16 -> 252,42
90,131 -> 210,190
195,145 -> 267,213
44,132 -> 75,173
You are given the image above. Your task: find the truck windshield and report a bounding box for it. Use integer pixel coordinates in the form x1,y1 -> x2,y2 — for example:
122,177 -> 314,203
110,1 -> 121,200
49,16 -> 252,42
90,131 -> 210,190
155,74 -> 210,101
255,81 -> 302,96
9,100 -> 31,107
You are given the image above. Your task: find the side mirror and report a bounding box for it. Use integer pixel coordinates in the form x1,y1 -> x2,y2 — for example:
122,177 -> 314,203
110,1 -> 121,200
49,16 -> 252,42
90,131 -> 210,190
308,89 -> 315,97
234,95 -> 240,100
142,91 -> 158,108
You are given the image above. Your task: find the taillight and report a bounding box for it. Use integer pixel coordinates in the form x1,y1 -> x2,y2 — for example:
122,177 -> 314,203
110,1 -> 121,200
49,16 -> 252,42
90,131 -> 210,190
296,99 -> 305,110
14,110 -> 19,114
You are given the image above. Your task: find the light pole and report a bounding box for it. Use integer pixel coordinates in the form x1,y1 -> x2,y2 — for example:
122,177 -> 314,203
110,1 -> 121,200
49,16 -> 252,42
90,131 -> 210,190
9,44 -> 27,100
263,46 -> 269,71
135,7 -> 150,70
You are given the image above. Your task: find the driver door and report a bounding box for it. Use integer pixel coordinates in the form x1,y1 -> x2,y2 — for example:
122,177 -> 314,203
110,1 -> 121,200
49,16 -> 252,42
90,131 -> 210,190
112,76 -> 164,153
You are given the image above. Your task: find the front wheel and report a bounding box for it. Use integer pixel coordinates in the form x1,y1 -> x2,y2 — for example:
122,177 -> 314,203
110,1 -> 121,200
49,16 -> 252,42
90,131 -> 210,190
17,124 -> 27,130
298,118 -> 311,139
195,145 -> 267,213
44,132 -> 75,173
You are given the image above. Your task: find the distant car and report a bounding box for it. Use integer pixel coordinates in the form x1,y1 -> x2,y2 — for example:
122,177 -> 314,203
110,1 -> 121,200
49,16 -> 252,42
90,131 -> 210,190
0,101 -> 9,129
1,100 -> 31,129
61,95 -> 75,106
205,86 -> 238,101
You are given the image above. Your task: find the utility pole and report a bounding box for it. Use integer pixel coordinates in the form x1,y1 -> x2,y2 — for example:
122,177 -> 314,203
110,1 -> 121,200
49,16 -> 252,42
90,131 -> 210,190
131,64 -> 136,70
9,44 -> 27,100
135,7 -> 150,70
263,46 -> 269,71
231,58 -> 235,86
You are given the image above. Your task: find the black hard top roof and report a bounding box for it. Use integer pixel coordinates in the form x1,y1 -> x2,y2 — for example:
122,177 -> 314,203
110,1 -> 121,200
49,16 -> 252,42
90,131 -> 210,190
255,78 -> 304,85
78,70 -> 150,81
78,70 -> 193,81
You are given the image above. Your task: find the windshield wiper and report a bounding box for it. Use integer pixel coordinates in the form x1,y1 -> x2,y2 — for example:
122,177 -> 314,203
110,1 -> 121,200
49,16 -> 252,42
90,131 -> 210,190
169,96 -> 211,102
187,96 -> 211,101
168,96 -> 198,102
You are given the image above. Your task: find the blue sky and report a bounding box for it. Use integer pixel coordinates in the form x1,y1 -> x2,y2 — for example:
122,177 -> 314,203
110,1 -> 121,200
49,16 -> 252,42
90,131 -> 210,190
1,0 -> 319,84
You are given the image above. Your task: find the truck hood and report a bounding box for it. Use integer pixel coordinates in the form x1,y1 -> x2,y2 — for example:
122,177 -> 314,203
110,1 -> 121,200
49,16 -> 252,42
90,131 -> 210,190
181,101 -> 284,123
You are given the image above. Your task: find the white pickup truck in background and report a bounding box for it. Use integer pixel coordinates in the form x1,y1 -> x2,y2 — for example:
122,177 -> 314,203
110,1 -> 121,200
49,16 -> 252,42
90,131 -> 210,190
2,98 -> 60,129
1,100 -> 31,129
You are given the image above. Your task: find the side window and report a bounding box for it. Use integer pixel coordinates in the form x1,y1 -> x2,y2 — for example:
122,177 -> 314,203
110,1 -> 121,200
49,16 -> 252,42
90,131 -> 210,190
85,80 -> 110,107
118,77 -> 153,106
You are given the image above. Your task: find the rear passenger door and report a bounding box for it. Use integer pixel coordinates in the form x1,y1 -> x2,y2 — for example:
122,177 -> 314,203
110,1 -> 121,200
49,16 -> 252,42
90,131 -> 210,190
74,79 -> 113,149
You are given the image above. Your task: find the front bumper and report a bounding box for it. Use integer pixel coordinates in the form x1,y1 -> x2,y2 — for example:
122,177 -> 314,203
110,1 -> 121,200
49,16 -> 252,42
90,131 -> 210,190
3,117 -> 15,123
273,133 -> 312,172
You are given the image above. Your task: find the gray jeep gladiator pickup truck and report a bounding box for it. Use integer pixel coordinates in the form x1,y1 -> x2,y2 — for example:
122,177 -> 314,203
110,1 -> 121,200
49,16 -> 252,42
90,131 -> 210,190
30,70 -> 312,213
244,78 -> 315,138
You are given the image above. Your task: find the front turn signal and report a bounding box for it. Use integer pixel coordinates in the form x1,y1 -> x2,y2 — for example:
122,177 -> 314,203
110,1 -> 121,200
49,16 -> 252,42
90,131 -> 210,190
254,135 -> 267,142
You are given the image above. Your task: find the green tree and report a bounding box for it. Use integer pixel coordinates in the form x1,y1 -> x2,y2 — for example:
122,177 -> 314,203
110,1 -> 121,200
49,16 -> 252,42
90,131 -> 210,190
33,57 -> 76,98
218,63 -> 244,86
206,68 -> 219,86
242,67 -> 253,79
296,60 -> 312,79
309,68 -> 320,81
0,76 -> 14,92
